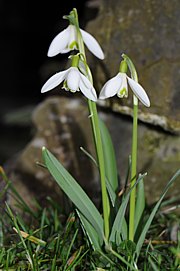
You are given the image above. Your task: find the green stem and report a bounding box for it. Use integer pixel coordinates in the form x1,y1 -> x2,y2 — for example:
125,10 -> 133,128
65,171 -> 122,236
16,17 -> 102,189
71,54 -> 79,67
88,100 -> 110,240
129,97 -> 138,241
122,54 -> 139,241
74,8 -> 110,240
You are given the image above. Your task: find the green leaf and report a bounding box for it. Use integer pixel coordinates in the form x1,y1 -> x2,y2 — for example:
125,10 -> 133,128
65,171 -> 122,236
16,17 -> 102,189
134,176 -> 145,239
76,210 -> 101,250
105,177 -> 117,207
80,146 -> 117,207
110,173 -> 146,245
99,118 -> 118,195
42,147 -> 104,245
136,169 -> 180,259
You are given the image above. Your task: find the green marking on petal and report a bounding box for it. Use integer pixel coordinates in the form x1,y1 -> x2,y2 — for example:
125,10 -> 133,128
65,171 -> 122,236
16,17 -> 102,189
62,81 -> 70,91
118,87 -> 128,98
69,41 -> 78,50
69,88 -> 77,93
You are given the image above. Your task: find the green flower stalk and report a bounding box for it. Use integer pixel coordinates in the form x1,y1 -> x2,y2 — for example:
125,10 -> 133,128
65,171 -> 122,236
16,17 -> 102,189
122,54 -> 149,242
69,8 -> 110,240
99,53 -> 150,242
41,7 -> 110,240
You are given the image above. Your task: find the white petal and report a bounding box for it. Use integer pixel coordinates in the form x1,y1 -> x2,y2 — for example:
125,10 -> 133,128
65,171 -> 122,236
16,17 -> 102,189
60,48 -> 72,53
47,26 -> 71,57
41,69 -> 68,93
80,83 -> 97,101
80,29 -> 104,60
127,76 -> 150,107
99,73 -> 122,99
79,73 -> 97,101
79,72 -> 93,89
66,67 -> 80,92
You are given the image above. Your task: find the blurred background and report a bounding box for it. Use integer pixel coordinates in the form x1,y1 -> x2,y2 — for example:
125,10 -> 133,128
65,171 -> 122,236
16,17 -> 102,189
0,0 -> 97,164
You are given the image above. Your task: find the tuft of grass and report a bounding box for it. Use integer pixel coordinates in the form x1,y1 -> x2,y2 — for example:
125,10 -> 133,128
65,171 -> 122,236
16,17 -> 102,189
0,199 -> 91,270
0,167 -> 89,270
0,167 -> 179,270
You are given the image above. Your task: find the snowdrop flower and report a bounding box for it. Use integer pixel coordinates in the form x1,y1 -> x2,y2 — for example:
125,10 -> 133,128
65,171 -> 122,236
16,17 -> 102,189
47,24 -> 104,60
41,66 -> 97,102
99,72 -> 150,107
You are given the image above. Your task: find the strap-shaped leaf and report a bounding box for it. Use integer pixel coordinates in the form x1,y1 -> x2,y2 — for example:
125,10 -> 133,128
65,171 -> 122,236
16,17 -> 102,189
136,169 -> 180,259
99,118 -> 118,198
110,174 -> 146,245
134,176 -> 145,239
105,177 -> 117,207
81,146 -> 117,207
76,210 -> 102,250
42,147 -> 104,243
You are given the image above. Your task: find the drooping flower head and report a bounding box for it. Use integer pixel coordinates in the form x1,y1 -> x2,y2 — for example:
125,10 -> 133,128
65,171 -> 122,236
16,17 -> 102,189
41,54 -> 97,102
99,57 -> 150,107
47,8 -> 104,60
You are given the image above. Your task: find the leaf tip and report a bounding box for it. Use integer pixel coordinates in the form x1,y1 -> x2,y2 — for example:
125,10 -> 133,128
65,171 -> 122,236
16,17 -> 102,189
42,146 -> 48,159
42,146 -> 46,152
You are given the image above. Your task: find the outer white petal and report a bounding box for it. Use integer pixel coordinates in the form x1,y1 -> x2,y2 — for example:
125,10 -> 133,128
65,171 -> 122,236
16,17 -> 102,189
80,29 -> 104,60
99,73 -> 122,99
79,73 -> 97,101
66,67 -> 80,92
127,76 -> 150,107
79,72 -> 93,89
47,26 -> 71,57
41,69 -> 68,93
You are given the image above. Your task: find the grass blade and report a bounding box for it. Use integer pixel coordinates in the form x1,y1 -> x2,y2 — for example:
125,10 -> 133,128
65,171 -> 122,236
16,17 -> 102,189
148,256 -> 159,271
0,167 -> 35,217
42,147 -> 104,245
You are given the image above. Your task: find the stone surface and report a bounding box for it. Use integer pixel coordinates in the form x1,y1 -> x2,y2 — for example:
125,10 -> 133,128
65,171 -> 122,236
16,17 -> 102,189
7,96 -> 101,209
100,109 -> 180,203
86,0 -> 180,134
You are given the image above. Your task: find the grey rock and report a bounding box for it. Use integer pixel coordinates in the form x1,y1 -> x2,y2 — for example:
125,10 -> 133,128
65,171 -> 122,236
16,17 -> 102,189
7,96 -> 101,209
86,0 -> 180,134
